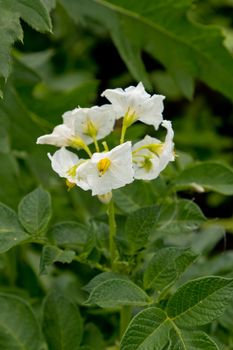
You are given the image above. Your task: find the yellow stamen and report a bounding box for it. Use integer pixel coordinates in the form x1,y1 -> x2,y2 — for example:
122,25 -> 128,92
102,141 -> 109,152
143,157 -> 153,172
66,179 -> 76,191
67,164 -> 78,178
124,107 -> 137,127
97,158 -> 111,176
133,143 -> 164,156
69,137 -> 92,158
83,119 -> 98,138
120,107 -> 137,144
147,143 -> 164,156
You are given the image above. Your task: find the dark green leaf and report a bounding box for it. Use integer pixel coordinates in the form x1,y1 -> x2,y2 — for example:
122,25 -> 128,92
18,187 -> 52,235
0,202 -> 29,254
144,247 -> 197,292
168,329 -> 219,350
60,0 -> 233,101
83,272 -> 129,293
43,291 -> 83,350
121,307 -> 170,350
84,279 -> 149,308
125,206 -> 158,253
40,245 -> 76,275
175,162 -> 233,195
167,276 -> 233,328
152,199 -> 205,237
0,293 -> 42,349
0,0 -> 52,95
50,221 -> 94,254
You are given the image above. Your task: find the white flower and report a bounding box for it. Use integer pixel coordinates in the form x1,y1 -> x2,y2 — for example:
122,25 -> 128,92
101,82 -> 165,129
37,105 -> 115,149
48,147 -> 90,190
132,120 -> 175,180
37,125 -> 74,147
77,142 -> 134,195
72,105 -> 116,145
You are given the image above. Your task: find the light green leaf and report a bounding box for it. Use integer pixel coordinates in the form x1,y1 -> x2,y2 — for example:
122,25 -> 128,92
168,329 -> 219,350
39,245 -> 76,275
152,199 -> 205,237
43,291 -> 83,350
125,206 -> 158,253
0,202 -> 29,254
60,0 -> 233,101
0,0 -> 52,96
120,307 -> 170,350
0,293 -> 42,349
175,162 -> 233,195
18,187 -> 52,235
167,276 -> 233,328
143,247 -> 197,292
84,279 -> 149,308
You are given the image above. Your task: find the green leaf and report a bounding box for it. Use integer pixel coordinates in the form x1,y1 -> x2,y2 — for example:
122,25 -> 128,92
168,329 -> 219,350
167,276 -> 233,328
0,0 -> 52,96
152,199 -> 205,237
120,307 -> 170,350
60,0 -> 233,101
0,6 -> 22,96
84,279 -> 149,308
50,221 -> 94,254
39,245 -> 76,275
175,162 -> 233,195
43,291 -> 83,350
6,0 -> 52,33
0,293 -> 42,349
125,206 -> 158,253
18,187 -> 52,235
82,323 -> 105,350
143,247 -> 197,292
0,202 -> 29,254
83,272 -> 129,293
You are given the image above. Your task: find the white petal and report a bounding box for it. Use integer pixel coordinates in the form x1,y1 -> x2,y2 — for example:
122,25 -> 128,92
62,109 -> 79,128
133,121 -> 175,180
137,94 -> 165,129
48,147 -> 79,179
37,125 -> 73,147
73,105 -> 116,144
75,161 -> 92,191
83,142 -> 134,195
101,82 -> 164,127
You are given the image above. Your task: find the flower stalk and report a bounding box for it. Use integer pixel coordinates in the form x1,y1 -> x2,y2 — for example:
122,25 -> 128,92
108,197 -> 117,267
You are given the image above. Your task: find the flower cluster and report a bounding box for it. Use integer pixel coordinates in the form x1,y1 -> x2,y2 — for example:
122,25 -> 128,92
37,82 -> 175,198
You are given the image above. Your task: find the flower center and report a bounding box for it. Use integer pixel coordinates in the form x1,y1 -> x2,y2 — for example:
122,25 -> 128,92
124,107 -> 137,127
69,136 -> 86,149
97,158 -> 111,176
147,143 -> 164,156
67,165 -> 78,178
83,118 -> 98,137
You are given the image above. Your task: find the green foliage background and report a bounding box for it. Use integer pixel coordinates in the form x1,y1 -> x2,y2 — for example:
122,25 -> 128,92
0,0 -> 233,349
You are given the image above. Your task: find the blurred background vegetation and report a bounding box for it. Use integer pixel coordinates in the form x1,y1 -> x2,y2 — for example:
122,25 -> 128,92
0,0 -> 232,226
0,0 -> 233,348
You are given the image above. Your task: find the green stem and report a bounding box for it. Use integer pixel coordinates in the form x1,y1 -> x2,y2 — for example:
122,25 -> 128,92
92,135 -> 100,152
108,198 -> 117,267
83,144 -> 93,158
120,121 -> 127,144
120,306 -> 132,338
